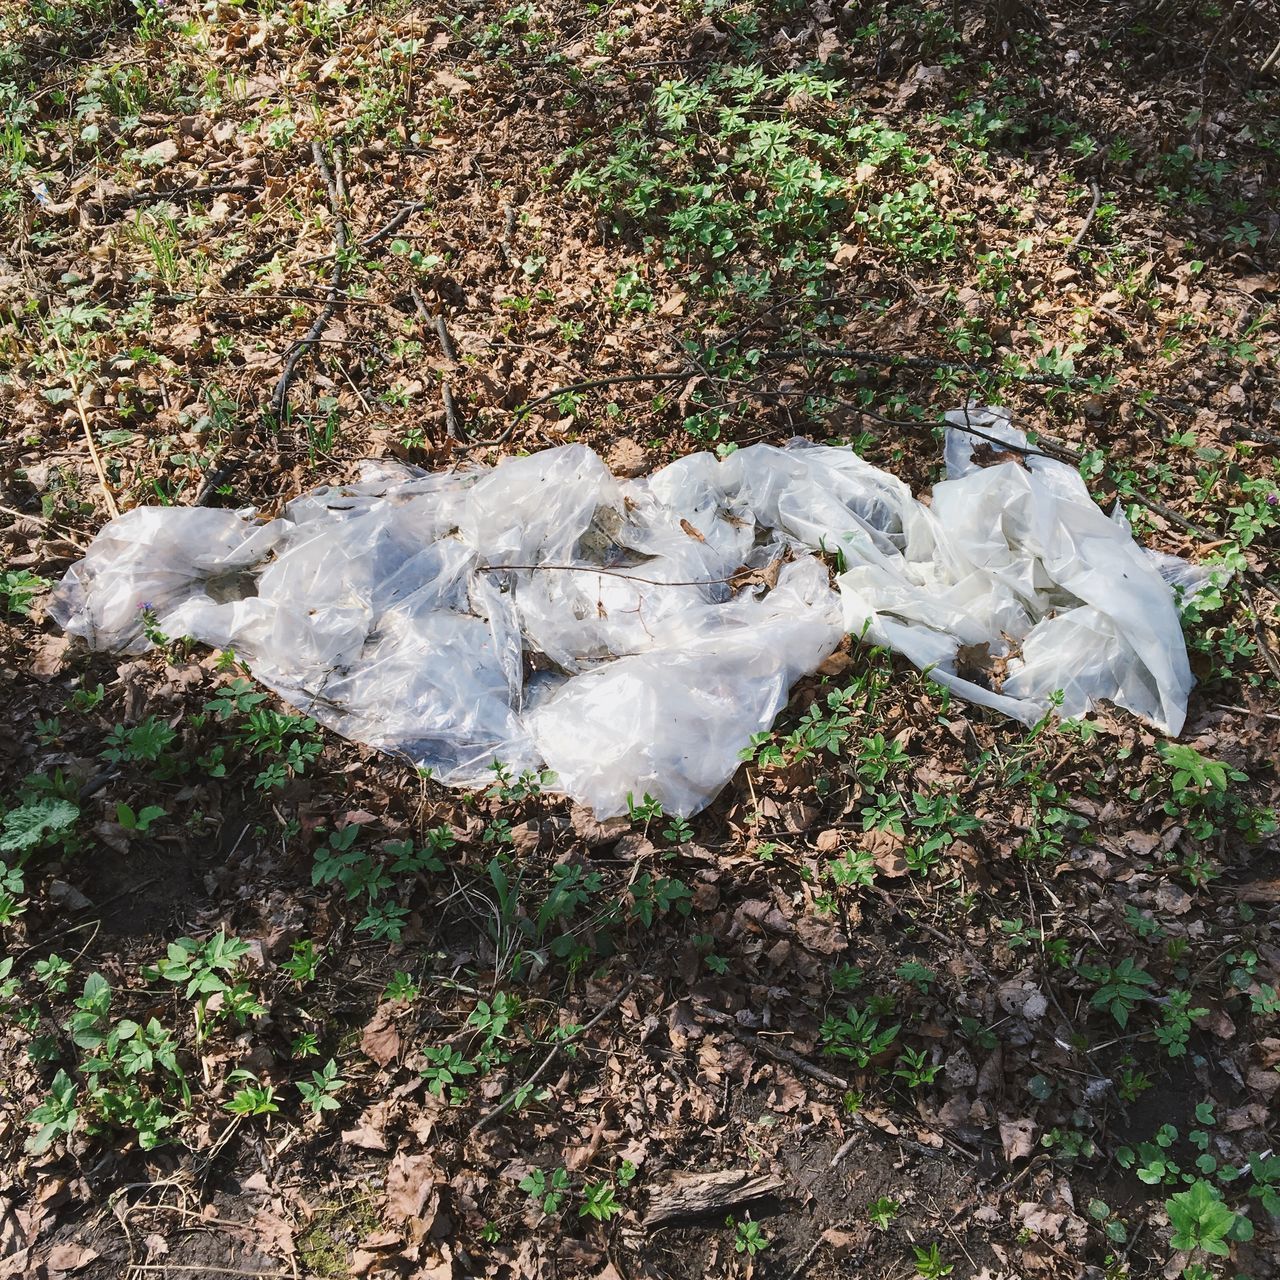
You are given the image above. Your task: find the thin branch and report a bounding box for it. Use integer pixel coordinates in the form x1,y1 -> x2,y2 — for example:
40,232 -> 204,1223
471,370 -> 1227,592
516,370 -> 694,415
500,201 -> 517,264
0,503 -> 90,548
361,200 -> 426,248
1067,180 -> 1102,254
476,562 -> 740,588
53,332 -> 119,519
269,140 -> 347,426
470,978 -> 636,1135
412,285 -> 465,441
1261,33 -> 1280,75
100,183 -> 261,211
695,1006 -> 963,1160
308,200 -> 429,263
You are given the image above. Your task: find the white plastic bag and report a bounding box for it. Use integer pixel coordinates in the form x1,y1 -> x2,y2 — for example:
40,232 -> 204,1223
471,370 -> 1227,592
50,410 -> 1203,816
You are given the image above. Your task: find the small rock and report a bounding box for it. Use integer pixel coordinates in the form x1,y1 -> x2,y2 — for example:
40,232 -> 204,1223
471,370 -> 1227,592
48,880 -> 92,912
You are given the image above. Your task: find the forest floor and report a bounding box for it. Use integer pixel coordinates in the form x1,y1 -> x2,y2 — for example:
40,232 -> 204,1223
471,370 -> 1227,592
2,2 -> 1280,1279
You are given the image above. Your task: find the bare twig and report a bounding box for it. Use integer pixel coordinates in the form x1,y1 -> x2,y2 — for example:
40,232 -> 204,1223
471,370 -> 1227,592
476,563 -> 738,588
516,370 -> 694,415
470,978 -> 635,1135
697,1007 -> 961,1160
1067,180 -> 1102,254
101,182 -> 261,211
500,201 -> 517,264
1214,703 -> 1280,725
1261,33 -> 1280,75
269,140 -> 347,426
0,503 -> 90,548
1245,586 -> 1280,684
124,1267 -> 294,1278
353,200 -> 427,253
53,332 -> 119,519
411,285 -> 465,441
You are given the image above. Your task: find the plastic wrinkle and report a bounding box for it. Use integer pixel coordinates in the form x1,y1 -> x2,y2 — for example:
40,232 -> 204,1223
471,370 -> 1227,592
50,407 -> 1209,817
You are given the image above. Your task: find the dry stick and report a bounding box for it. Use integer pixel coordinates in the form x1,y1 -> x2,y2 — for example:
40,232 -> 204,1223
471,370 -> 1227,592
360,199 -> 426,250
53,332 -> 119,519
475,562 -> 743,588
303,200 -> 429,265
197,142 -> 347,505
749,345 -> 1207,418
124,1268 -> 294,1279
516,370 -> 694,415
520,346 -> 1221,428
1067,180 -> 1103,255
500,201 -> 517,264
0,503 -> 90,548
269,140 -> 347,426
470,978 -> 636,1135
1245,585 -> 1280,685
332,147 -> 346,203
411,285 -> 465,441
1261,33 -> 1280,74
101,182 -> 260,211
695,1007 -> 958,1161
1215,702 -> 1280,724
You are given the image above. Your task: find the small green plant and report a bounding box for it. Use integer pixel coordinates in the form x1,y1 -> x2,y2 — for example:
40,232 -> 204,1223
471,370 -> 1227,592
291,1031 -> 320,1059
579,1180 -> 622,1222
101,716 -> 177,767
729,1215 -> 770,1256
383,971 -> 420,1003
868,1196 -> 899,1229
820,1004 -> 899,1067
629,873 -> 692,927
1154,990 -> 1208,1058
912,1242 -> 953,1279
626,792 -> 664,825
115,802 -> 165,833
26,1070 -> 79,1154
1165,1179 -> 1252,1257
282,939 -> 321,985
225,1071 -> 278,1118
419,1045 -> 477,1102
1,793 -> 79,855
298,1059 -> 346,1117
34,952 -> 72,995
1118,1123 -> 1183,1185
1086,1199 -> 1128,1245
1080,957 -> 1155,1027
893,1045 -> 940,1088
0,569 -> 49,616
143,930 -> 264,1041
520,1166 -> 570,1217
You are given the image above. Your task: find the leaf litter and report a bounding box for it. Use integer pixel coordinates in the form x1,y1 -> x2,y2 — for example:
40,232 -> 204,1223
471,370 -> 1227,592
1,2 -> 1278,1280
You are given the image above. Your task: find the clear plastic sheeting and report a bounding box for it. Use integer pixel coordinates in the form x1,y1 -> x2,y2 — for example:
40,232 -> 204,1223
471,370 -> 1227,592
50,407 -> 1205,817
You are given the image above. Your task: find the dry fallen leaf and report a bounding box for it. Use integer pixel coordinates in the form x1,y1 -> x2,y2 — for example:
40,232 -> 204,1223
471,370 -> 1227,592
385,1152 -> 439,1223
999,1115 -> 1037,1162
45,1243 -> 99,1276
360,1005 -> 403,1067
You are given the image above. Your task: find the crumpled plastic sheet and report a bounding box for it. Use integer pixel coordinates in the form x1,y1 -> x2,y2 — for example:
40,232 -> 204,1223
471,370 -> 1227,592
50,407 -> 1211,817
